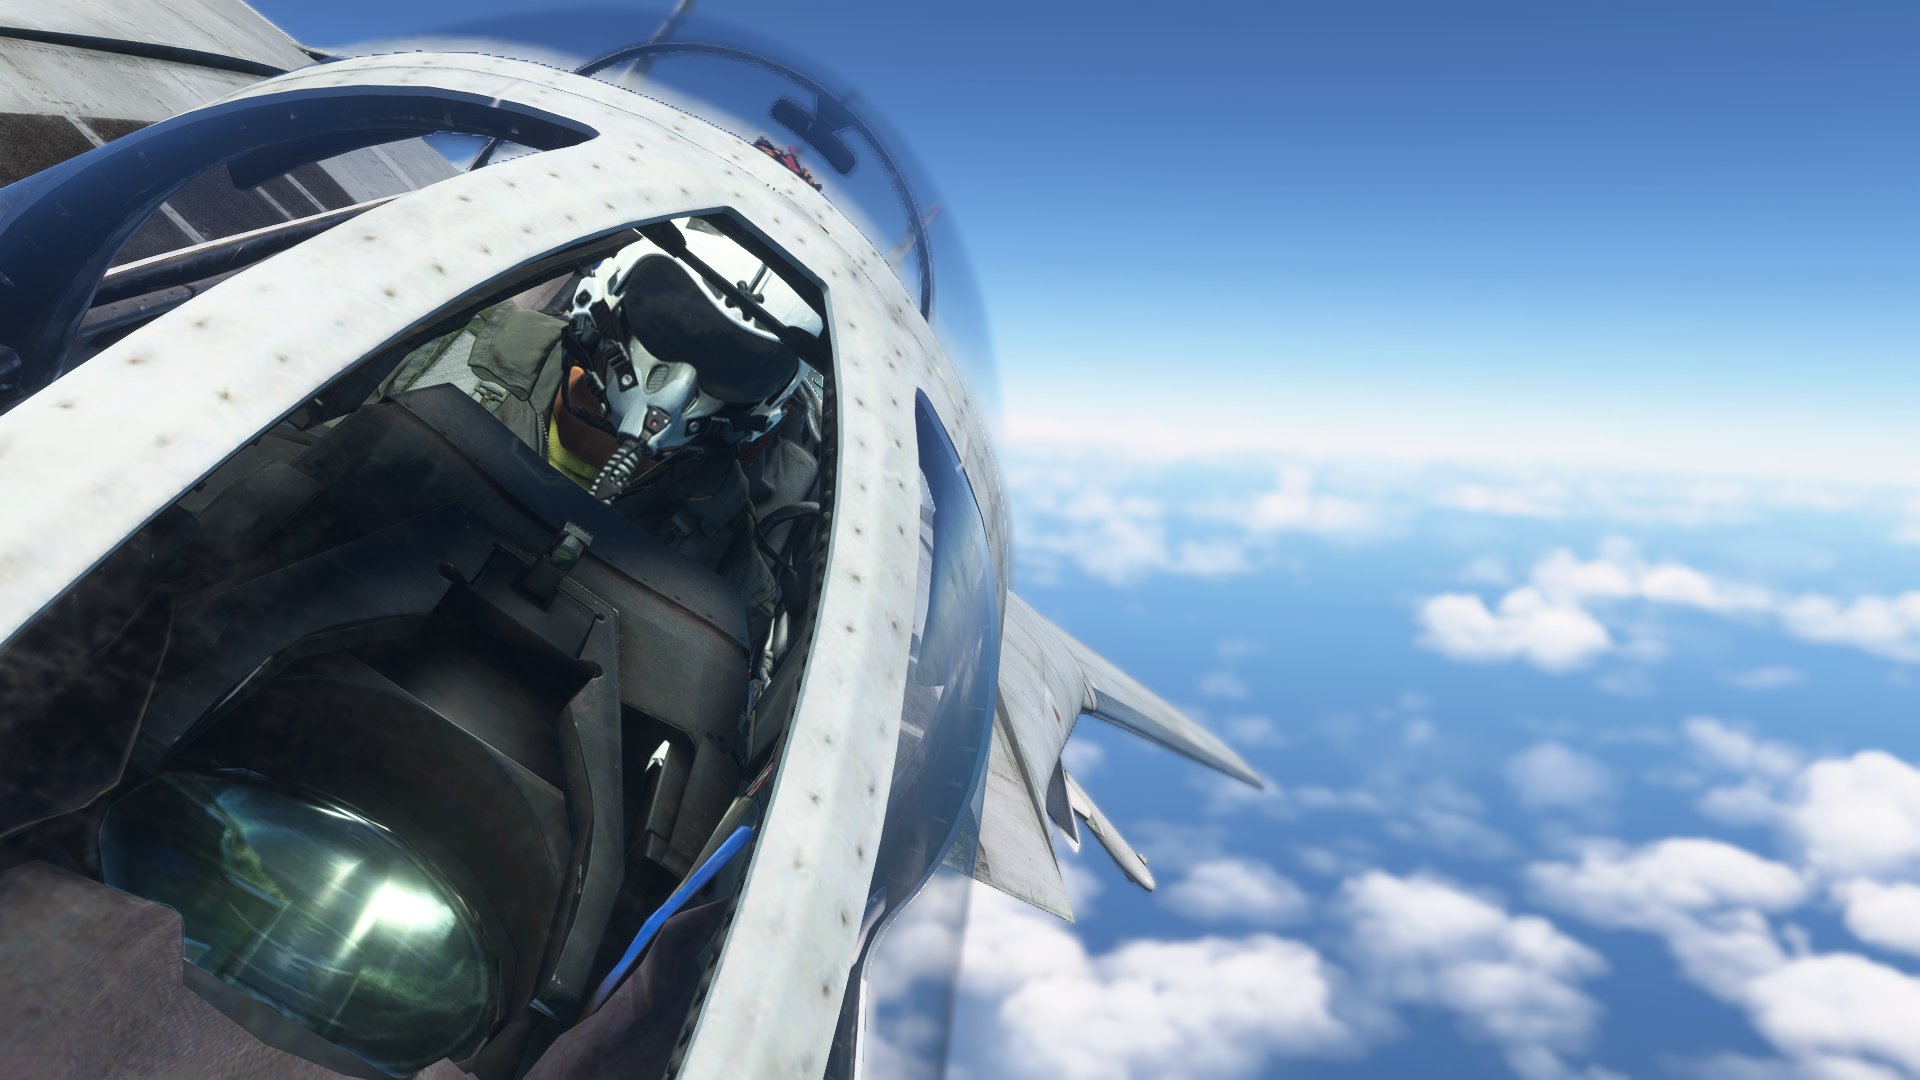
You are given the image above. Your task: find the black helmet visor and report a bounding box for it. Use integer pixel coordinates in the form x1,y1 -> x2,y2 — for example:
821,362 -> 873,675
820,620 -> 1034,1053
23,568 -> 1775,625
621,255 -> 802,405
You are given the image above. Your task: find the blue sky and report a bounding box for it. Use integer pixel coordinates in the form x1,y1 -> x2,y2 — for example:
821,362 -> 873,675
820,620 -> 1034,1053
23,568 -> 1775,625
244,3 -> 1920,1076
256,0 -> 1920,481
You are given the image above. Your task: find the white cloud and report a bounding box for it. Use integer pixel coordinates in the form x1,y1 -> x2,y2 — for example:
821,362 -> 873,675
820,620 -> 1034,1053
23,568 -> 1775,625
1666,741 -> 1920,915
1426,472 -> 1880,529
1482,474 -> 1853,528
1892,497 -> 1920,546
865,872 -> 975,1005
1294,844 -> 1377,879
1419,543 -> 1920,673
1340,872 -> 1612,1080
957,853 -> 1634,1079
1724,666 -> 1808,691
959,888 -> 1368,1079
1685,717 -> 1804,781
1676,1052 -> 1909,1080
1224,714 -> 1288,748
1832,879 -> 1920,958
1434,482 -> 1569,519
1746,955 -> 1920,1077
1526,546 -> 1773,614
1160,539 -> 1259,579
1058,855 -> 1106,915
958,885 -> 1097,1000
1006,453 -> 1384,585
1784,752 -> 1920,879
1666,732 -> 1920,961
995,935 -> 1364,1079
1016,489 -> 1191,586
1198,670 -> 1249,700
1700,779 -> 1790,828
1527,830 -> 1920,1078
1529,838 -> 1806,1002
1682,717 -> 1808,828
859,1010 -> 945,1080
1528,546 -> 1638,602
1640,562 -> 1773,613
1777,594 -> 1920,664
1234,466 -> 1380,535
1506,743 -> 1616,814
1528,839 -> 1808,928
1583,478 -> 1754,526
1417,588 -> 1613,672
1060,739 -> 1105,778
1166,858 -> 1312,927
1002,390 -> 1920,489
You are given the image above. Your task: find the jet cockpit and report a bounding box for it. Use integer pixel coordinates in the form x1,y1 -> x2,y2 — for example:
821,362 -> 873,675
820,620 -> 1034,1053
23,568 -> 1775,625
0,12 -> 1255,1080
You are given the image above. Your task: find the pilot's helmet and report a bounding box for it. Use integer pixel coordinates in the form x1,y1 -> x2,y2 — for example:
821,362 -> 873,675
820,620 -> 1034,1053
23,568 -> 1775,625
569,220 -> 823,457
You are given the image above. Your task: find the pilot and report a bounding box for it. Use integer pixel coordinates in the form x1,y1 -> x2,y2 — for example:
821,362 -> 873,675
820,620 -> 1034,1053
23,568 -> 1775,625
378,219 -> 826,637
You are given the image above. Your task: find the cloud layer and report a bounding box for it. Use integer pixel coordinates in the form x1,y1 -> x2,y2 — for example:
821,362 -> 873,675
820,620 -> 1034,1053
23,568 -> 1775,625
1528,723 -> 1920,1079
1007,453 -> 1383,586
1340,873 -> 1615,1080
939,869 -> 1618,1080
957,887 -> 1367,1080
1419,543 -> 1920,672
1166,858 -> 1312,927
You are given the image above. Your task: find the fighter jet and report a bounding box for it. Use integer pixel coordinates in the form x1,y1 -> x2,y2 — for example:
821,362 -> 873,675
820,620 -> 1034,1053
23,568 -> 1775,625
0,4 -> 1260,1077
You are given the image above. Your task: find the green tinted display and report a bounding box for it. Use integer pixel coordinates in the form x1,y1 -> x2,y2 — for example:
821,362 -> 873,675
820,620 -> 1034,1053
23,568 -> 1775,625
100,772 -> 499,1076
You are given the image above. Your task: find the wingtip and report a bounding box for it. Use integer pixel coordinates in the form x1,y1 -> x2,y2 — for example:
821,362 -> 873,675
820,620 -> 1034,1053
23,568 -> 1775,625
1223,759 -> 1267,790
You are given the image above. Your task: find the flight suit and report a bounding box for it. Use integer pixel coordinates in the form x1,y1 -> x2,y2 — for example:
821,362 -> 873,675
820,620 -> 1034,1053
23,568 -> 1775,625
380,306 -> 782,634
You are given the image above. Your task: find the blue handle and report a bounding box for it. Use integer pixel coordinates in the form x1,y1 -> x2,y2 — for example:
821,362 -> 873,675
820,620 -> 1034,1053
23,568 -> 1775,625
585,824 -> 757,1015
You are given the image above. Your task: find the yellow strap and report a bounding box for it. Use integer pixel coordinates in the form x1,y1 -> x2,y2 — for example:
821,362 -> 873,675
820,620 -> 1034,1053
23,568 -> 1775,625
546,421 -> 600,490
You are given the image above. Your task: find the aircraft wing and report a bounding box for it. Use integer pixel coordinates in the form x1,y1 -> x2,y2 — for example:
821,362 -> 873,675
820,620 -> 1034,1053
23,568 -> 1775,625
969,705 -> 1076,920
972,592 -> 1261,916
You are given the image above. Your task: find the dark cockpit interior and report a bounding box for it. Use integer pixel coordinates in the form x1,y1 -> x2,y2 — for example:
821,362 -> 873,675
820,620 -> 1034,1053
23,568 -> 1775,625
0,215 -> 835,1079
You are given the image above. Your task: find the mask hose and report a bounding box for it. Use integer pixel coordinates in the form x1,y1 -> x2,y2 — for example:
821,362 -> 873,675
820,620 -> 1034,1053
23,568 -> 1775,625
591,439 -> 646,503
